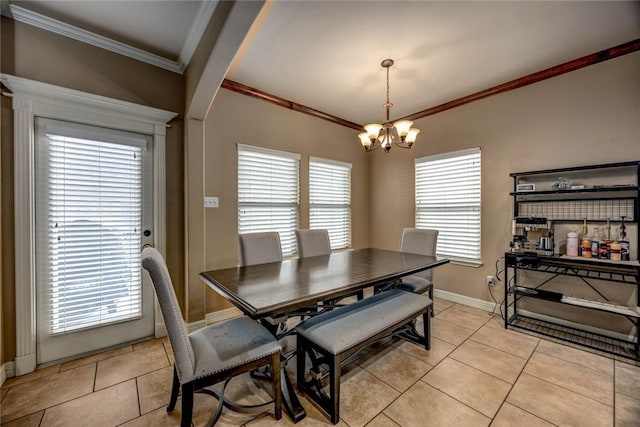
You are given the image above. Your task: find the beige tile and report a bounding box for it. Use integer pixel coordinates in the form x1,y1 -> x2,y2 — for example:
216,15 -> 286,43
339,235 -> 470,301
364,414 -> 399,427
615,360 -> 640,399
0,363 -> 95,423
163,340 -> 175,365
0,411 -> 44,427
133,336 -> 167,351
357,346 -> 432,392
60,344 -> 133,372
246,396 -> 349,426
40,379 -> 139,427
95,342 -> 169,390
450,340 -> 527,384
453,304 -> 495,318
121,393 -> 237,427
436,305 -> 490,330
119,405 -> 183,427
137,366 -> 174,414
615,393 -> 640,427
385,380 -> 490,427
470,323 -> 539,359
491,403 -> 554,427
535,339 -> 613,375
524,351 -> 613,406
1,364 -> 61,389
431,318 -> 476,346
433,297 -> 454,315
507,373 -> 613,427
396,336 -> 456,366
422,358 -> 511,418
338,366 -> 400,427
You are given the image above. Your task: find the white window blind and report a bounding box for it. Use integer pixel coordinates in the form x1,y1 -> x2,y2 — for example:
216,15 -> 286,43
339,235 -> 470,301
238,144 -> 300,256
36,119 -> 145,334
415,148 -> 481,264
309,157 -> 352,249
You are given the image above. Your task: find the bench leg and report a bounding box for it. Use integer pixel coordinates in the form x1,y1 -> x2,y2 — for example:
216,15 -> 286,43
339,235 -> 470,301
329,354 -> 340,424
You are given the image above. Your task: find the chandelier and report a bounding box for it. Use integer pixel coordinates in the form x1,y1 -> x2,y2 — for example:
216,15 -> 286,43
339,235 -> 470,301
358,59 -> 420,153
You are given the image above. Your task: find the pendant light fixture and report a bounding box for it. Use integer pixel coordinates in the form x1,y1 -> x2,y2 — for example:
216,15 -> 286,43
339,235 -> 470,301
358,59 -> 420,153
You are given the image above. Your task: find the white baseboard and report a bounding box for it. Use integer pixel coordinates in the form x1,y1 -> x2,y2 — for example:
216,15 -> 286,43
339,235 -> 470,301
187,319 -> 206,333
155,322 -> 167,338
434,289 -> 496,312
3,361 -> 15,381
434,288 -> 634,342
206,307 -> 243,325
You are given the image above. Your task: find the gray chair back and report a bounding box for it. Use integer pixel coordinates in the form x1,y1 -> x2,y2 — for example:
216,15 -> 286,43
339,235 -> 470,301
238,232 -> 283,266
401,228 -> 439,281
141,247 -> 195,383
296,229 -> 331,258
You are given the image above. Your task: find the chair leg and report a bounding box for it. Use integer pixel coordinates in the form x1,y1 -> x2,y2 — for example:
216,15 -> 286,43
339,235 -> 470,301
423,310 -> 432,351
271,353 -> 282,420
429,285 -> 435,317
167,366 -> 180,412
181,382 -> 194,427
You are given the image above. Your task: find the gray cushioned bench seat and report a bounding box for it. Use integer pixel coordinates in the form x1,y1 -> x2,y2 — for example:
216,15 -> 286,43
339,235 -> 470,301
296,289 -> 432,424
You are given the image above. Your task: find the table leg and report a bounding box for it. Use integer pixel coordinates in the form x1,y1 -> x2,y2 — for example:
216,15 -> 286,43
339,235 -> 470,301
281,365 -> 306,423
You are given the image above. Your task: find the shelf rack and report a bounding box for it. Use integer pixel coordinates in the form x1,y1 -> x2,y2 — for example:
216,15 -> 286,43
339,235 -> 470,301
506,161 -> 640,360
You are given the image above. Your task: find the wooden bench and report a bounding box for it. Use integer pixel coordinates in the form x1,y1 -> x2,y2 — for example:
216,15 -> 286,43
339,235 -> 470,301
295,289 -> 433,424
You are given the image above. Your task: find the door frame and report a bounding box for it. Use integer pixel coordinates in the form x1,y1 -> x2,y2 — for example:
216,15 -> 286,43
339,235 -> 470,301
2,74 -> 177,375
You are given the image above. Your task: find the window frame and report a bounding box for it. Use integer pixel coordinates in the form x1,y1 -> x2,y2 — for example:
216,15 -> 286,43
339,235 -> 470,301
237,143 -> 301,257
2,73 -> 176,375
309,156 -> 352,250
415,147 -> 482,266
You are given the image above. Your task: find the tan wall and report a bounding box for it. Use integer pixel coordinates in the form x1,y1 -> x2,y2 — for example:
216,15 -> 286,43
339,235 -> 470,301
190,89 -> 369,318
369,53 -> 640,333
0,18 -> 185,363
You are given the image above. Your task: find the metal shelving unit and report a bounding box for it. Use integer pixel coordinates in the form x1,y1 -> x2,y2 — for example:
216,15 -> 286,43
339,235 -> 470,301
505,161 -> 640,361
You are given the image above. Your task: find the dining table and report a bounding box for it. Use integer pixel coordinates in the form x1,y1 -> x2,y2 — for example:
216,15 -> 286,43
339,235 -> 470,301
200,247 -> 449,422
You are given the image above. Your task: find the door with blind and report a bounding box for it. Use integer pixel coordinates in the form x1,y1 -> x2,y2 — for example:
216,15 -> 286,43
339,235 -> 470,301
35,118 -> 154,363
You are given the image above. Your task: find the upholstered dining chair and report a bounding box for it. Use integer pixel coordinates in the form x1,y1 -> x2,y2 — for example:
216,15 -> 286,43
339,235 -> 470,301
295,229 -> 331,258
141,247 -> 282,427
398,228 -> 439,315
296,228 -> 364,303
238,232 -> 283,266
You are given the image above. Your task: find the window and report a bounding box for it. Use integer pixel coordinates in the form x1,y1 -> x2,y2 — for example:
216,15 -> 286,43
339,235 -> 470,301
309,157 -> 352,249
238,144 -> 300,256
415,148 -> 481,265
35,118 -> 151,335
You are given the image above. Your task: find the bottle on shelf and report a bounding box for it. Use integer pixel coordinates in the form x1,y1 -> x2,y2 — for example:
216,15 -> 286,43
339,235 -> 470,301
591,226 -> 600,257
566,232 -> 579,257
619,216 -> 630,261
578,218 -> 588,257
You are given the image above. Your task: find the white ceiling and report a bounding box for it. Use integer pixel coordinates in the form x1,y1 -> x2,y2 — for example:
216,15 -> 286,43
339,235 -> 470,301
7,1 -> 640,125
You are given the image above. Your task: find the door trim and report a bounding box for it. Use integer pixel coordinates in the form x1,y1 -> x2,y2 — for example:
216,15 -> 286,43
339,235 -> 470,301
1,74 -> 177,375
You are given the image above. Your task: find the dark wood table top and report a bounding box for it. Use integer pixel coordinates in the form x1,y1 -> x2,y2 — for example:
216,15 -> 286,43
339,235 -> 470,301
200,248 -> 449,318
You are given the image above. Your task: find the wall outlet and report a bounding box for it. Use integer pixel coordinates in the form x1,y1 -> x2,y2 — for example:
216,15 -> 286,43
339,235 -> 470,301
204,196 -> 219,208
486,275 -> 495,287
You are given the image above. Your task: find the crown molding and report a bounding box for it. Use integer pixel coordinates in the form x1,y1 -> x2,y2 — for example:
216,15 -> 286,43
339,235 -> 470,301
1,74 -> 178,126
2,4 -> 184,74
177,0 -> 219,72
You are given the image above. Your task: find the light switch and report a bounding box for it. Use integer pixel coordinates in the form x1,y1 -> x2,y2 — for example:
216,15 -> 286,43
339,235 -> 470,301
204,196 -> 219,208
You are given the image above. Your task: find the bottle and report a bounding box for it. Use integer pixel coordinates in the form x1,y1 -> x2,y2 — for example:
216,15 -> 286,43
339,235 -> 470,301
578,218 -> 588,257
566,232 -> 579,257
619,216 -> 630,261
591,226 -> 600,255
610,241 -> 622,261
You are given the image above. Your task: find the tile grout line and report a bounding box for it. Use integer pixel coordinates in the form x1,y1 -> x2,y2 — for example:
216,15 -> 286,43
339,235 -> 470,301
488,339 -> 561,427
373,304 -> 494,425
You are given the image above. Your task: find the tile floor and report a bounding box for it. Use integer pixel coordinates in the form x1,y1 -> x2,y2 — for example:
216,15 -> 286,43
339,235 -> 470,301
2,298 -> 640,427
